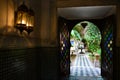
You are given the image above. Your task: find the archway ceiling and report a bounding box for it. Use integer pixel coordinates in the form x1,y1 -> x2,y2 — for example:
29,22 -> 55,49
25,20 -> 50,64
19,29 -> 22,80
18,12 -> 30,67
58,6 -> 116,20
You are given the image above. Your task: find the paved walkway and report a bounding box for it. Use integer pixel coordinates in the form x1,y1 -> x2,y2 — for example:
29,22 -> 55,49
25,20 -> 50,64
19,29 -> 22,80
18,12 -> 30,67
61,76 -> 104,80
70,54 -> 101,77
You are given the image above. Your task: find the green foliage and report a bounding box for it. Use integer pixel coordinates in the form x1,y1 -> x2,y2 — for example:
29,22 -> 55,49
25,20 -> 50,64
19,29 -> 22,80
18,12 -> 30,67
71,30 -> 81,40
70,21 -> 101,55
83,22 -> 101,54
97,48 -> 101,55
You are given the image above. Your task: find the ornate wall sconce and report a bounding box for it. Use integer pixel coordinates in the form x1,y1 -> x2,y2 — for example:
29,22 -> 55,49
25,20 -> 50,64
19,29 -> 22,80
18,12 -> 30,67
15,2 -> 34,35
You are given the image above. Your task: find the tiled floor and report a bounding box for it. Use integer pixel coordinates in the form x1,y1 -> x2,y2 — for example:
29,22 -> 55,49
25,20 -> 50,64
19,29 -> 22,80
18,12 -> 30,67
61,76 -> 104,80
66,53 -> 104,80
70,66 -> 101,76
70,53 -> 101,77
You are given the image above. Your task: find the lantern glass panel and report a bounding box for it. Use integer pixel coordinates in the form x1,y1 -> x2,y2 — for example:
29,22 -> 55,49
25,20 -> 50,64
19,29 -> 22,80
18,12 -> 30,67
26,15 -> 34,27
16,11 -> 27,25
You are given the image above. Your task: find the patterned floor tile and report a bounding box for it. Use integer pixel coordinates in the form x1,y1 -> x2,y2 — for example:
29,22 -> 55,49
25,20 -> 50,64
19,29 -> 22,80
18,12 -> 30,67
70,54 -> 101,77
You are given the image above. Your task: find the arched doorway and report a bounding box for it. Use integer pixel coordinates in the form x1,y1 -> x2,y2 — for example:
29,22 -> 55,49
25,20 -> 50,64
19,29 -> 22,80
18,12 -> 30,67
70,21 -> 102,77
59,16 -> 114,79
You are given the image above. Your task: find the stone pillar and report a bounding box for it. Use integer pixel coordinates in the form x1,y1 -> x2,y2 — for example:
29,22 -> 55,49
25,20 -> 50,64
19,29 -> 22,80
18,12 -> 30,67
40,0 -> 50,46
50,0 -> 57,46
0,0 -> 7,31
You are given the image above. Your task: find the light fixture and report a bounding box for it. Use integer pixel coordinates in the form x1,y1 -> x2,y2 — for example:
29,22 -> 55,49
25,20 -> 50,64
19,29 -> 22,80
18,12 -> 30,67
15,2 -> 34,35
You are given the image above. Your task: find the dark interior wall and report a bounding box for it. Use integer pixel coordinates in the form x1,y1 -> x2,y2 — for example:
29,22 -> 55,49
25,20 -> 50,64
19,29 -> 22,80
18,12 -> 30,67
116,5 -> 120,46
0,48 -> 37,80
0,0 -> 59,80
36,47 -> 59,80
57,0 -> 117,8
0,47 -> 60,80
115,47 -> 120,80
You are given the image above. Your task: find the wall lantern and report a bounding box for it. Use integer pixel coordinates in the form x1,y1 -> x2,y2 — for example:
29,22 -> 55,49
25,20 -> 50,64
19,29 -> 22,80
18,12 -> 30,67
15,2 -> 34,35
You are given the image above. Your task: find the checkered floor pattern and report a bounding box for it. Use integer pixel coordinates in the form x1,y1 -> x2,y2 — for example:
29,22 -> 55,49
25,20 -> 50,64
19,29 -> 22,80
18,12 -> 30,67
70,54 -> 101,77
61,76 -> 104,80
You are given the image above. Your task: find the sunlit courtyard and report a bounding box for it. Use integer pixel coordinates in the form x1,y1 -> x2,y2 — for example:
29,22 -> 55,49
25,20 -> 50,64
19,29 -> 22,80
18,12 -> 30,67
70,52 -> 101,77
70,21 -> 102,77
